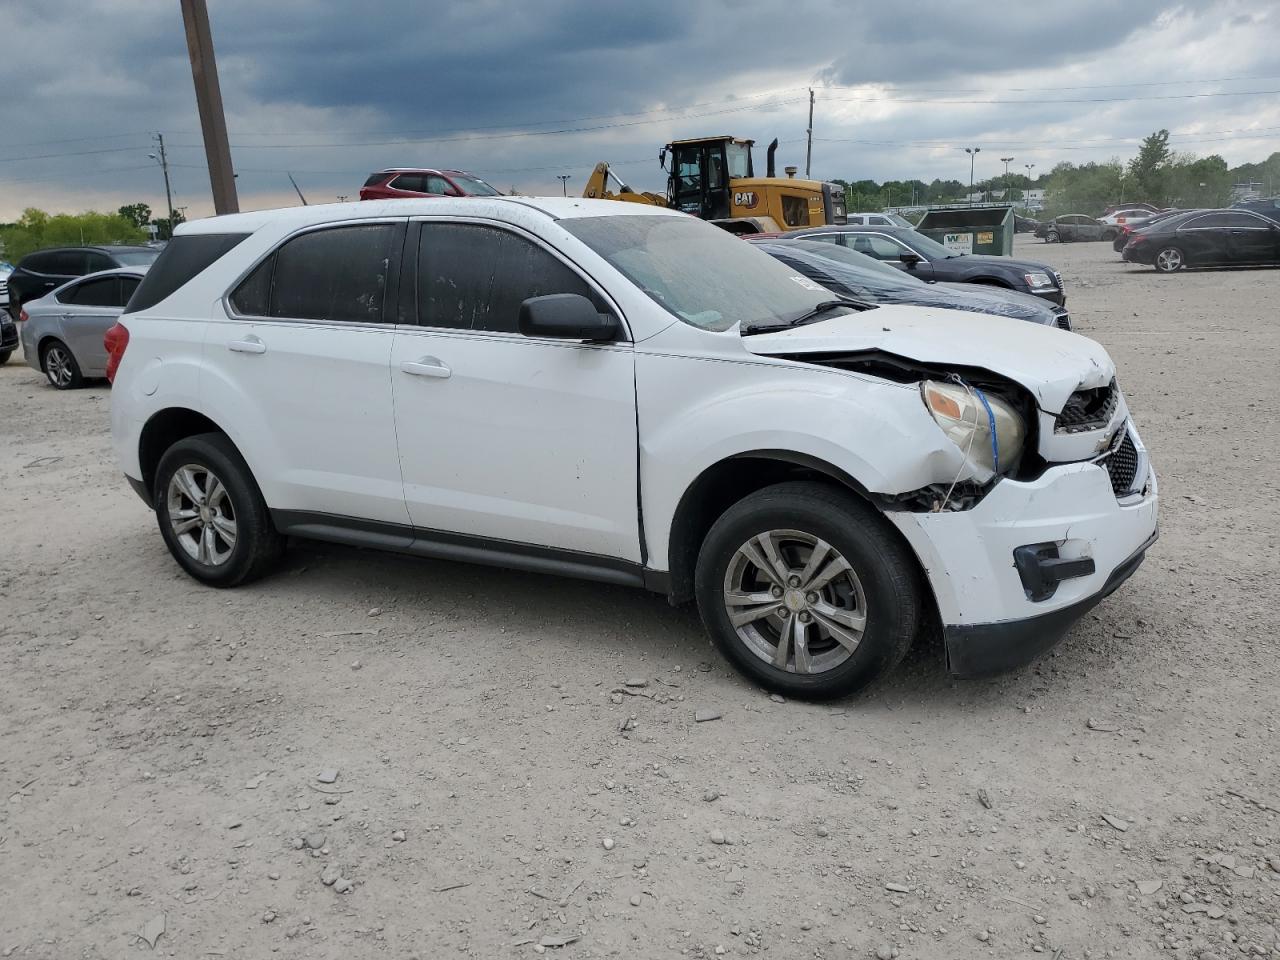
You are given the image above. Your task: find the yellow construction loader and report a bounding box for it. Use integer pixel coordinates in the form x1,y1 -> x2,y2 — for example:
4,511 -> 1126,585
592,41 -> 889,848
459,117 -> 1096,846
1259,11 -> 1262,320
582,135 -> 847,234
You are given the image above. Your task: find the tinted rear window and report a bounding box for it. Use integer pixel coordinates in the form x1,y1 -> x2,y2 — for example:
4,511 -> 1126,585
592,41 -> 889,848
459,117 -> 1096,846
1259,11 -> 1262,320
124,233 -> 248,314
363,172 -> 387,187
111,249 -> 161,266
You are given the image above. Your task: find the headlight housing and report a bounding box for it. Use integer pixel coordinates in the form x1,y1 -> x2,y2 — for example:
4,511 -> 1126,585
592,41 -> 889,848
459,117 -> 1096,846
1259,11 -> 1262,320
1024,271 -> 1056,291
921,380 -> 1027,481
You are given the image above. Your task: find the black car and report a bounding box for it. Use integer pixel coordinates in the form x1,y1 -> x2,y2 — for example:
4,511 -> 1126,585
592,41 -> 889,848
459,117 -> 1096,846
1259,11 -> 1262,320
751,239 -> 1072,329
1231,197 -> 1280,224
0,310 -> 17,364
6,245 -> 160,319
786,224 -> 1066,305
1111,209 -> 1190,252
1122,208 -> 1280,273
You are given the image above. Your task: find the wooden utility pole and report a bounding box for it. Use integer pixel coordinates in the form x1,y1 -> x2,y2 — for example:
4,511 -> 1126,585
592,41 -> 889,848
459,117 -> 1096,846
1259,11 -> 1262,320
152,133 -> 175,232
805,88 -> 814,179
180,0 -> 238,214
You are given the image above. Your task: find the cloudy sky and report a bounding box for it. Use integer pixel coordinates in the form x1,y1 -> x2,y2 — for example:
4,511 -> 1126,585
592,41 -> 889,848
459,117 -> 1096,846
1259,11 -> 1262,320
1,0 -> 1278,221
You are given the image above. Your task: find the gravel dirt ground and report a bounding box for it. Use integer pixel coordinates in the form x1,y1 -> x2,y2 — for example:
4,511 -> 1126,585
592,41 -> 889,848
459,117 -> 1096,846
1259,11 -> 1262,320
1,236 -> 1278,960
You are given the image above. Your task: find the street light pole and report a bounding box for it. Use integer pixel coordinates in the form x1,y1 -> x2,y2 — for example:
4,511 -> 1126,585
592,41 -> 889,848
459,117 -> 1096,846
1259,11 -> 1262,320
557,175 -> 570,197
1000,157 -> 1014,205
1024,163 -> 1036,210
965,147 -> 980,206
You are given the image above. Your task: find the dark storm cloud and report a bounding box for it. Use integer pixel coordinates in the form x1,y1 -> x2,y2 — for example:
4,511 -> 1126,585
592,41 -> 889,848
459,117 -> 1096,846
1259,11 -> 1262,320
0,0 -> 1276,218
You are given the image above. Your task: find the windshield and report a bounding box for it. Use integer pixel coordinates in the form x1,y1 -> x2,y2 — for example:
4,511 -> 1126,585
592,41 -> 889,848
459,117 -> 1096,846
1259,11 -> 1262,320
451,174 -> 501,196
784,240 -> 927,283
562,215 -> 854,332
112,249 -> 162,266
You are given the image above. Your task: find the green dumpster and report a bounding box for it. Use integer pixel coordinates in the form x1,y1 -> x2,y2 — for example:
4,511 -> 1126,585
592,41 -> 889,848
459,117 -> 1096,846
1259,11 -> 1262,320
915,206 -> 1015,256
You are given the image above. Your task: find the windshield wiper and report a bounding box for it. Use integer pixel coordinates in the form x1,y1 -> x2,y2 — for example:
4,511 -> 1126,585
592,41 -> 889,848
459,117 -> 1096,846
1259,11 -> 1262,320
744,299 -> 867,335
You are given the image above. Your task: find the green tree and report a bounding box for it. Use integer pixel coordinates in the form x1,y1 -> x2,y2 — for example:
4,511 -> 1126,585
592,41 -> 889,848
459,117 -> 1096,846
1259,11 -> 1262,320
117,203 -> 152,229
0,208 -> 147,261
151,208 -> 186,240
1128,129 -> 1172,204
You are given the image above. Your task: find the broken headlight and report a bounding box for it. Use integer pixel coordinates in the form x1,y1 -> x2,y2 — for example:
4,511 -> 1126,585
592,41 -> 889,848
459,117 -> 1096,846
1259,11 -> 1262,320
921,380 -> 1027,481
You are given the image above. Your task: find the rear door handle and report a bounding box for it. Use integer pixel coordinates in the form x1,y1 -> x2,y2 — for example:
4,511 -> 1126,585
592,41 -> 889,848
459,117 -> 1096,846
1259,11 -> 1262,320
400,356 -> 451,379
227,336 -> 267,354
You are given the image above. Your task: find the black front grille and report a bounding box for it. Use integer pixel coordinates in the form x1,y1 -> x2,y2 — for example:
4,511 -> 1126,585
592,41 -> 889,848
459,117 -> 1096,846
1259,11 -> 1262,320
1055,313 -> 1071,330
1056,380 -> 1117,433
1104,432 -> 1140,496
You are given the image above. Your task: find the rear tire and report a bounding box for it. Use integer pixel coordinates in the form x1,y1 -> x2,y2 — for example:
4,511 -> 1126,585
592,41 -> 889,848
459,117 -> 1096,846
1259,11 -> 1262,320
1154,246 -> 1185,273
0,349 -> 11,366
694,481 -> 923,700
154,432 -> 285,587
41,339 -> 82,389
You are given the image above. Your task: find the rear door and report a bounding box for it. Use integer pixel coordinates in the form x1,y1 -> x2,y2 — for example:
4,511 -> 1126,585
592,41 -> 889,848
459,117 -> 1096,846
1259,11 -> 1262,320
215,220 -> 410,525
390,219 -> 640,560
58,274 -> 138,374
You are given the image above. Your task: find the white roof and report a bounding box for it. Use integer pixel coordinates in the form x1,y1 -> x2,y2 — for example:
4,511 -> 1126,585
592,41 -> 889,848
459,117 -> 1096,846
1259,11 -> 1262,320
177,196 -> 684,236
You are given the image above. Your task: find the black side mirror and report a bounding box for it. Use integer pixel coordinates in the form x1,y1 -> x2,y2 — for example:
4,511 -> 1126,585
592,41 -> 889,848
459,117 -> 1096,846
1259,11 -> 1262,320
899,252 -> 923,266
518,294 -> 619,342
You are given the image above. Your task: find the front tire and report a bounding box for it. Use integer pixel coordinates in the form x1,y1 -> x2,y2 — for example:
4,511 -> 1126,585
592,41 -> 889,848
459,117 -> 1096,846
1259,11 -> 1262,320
694,481 -> 923,700
1154,246 -> 1185,273
0,349 -> 11,366
1045,229 -> 1060,243
41,339 -> 82,389
154,432 -> 285,587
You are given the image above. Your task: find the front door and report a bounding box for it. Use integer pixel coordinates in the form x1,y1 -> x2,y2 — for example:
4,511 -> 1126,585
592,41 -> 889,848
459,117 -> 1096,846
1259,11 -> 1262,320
1223,212 -> 1280,264
671,142 -> 730,221
213,220 -> 409,525
391,220 -> 640,561
846,232 -> 937,280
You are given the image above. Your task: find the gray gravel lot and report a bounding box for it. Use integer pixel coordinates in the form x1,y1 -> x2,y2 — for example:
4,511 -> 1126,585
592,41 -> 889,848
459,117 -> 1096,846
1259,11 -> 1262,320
1,236 -> 1278,959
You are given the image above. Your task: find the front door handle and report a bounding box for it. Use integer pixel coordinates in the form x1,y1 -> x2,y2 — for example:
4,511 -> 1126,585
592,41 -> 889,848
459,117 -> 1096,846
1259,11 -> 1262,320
227,336 -> 267,354
400,356 -> 451,379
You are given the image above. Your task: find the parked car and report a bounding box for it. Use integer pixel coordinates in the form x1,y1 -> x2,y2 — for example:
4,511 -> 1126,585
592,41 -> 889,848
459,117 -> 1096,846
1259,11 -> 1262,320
1111,210 -> 1190,252
18,267 -> 147,388
1035,215 -> 1117,243
1014,215 -> 1040,234
0,261 -> 14,363
1231,197 -> 1280,224
1102,202 -> 1159,216
784,224 -> 1067,305
359,168 -> 502,201
750,238 -> 1071,329
6,245 -> 159,319
1100,208 -> 1157,227
845,212 -> 915,228
108,198 -> 1156,699
1122,208 -> 1280,272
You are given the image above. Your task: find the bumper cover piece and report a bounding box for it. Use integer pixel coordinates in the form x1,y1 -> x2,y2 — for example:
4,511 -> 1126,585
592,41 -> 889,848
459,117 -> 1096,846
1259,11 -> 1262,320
945,529 -> 1156,677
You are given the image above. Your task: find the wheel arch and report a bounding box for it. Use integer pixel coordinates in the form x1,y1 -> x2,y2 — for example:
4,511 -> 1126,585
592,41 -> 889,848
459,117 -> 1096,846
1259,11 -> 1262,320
137,407 -> 236,502
665,450 -> 880,605
967,276 -> 1012,288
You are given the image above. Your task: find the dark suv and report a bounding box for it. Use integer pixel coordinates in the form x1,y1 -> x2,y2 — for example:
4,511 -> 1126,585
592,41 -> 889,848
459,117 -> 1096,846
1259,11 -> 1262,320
1231,197 -> 1280,224
7,245 -> 160,318
359,168 -> 502,201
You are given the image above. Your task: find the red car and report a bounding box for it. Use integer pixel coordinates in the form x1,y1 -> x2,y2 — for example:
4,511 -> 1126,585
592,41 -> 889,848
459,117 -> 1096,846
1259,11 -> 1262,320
359,168 -> 502,200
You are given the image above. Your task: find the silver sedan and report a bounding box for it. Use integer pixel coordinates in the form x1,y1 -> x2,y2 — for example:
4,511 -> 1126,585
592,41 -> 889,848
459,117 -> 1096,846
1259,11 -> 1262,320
19,267 -> 147,389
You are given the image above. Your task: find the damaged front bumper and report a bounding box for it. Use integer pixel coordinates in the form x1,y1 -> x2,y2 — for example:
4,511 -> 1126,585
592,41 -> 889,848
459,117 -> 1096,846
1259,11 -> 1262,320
884,422 -> 1158,677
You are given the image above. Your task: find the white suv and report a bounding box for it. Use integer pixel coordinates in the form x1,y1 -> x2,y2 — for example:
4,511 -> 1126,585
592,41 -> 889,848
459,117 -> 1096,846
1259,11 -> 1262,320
108,198 -> 1158,699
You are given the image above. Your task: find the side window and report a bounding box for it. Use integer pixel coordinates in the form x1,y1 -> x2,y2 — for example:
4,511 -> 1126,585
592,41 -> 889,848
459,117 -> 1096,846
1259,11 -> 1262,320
50,250 -> 88,275
230,258 -> 272,315
799,232 -> 840,244
390,174 -> 426,193
86,252 -> 114,272
417,223 -> 602,334
1220,212 -> 1266,228
850,234 -> 909,260
63,276 -> 120,306
870,216 -> 890,225
1184,214 -> 1229,229
425,175 -> 452,195
118,276 -> 141,305
269,223 -> 398,323
23,252 -> 54,273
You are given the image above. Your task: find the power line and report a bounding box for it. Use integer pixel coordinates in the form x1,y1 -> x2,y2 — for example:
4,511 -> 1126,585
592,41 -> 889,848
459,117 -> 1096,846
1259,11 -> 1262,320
0,163 -> 156,187
820,73 -> 1280,95
0,144 -> 148,165
820,88 -> 1280,107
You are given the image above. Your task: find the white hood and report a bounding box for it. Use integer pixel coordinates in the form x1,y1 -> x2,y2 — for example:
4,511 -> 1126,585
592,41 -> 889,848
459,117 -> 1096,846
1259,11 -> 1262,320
742,304 -> 1114,414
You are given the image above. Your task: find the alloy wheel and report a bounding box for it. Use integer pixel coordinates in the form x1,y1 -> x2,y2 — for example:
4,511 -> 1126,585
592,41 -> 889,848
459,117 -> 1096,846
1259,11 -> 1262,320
721,529 -> 868,675
166,464 -> 237,566
44,346 -> 73,387
1156,248 -> 1183,272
